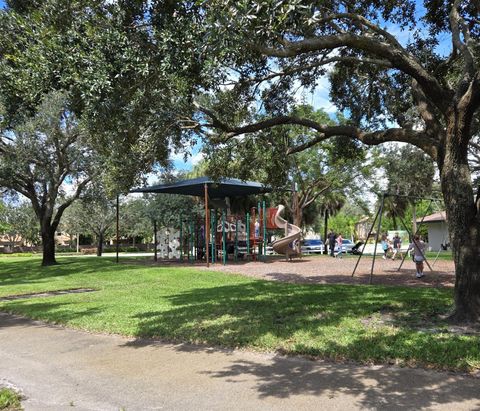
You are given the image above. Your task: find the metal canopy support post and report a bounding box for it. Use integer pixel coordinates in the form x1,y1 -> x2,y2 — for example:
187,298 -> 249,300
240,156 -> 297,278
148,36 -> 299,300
153,220 -> 158,262
235,220 -> 238,262
179,217 -> 183,261
189,220 -> 194,263
352,205 -> 382,277
116,194 -> 120,264
246,212 -> 250,256
369,194 -> 386,284
204,183 -> 210,268
210,210 -> 215,263
323,209 -> 329,255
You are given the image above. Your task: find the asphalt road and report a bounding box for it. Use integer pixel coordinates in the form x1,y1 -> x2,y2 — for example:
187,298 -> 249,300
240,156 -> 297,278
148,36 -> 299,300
1,312 -> 479,410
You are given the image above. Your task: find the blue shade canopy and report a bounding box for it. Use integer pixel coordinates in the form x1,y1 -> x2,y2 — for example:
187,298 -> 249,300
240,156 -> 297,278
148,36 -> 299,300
130,177 -> 271,198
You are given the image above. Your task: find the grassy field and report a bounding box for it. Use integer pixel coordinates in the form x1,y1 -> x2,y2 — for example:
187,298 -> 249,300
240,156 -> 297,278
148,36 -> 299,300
0,256 -> 477,372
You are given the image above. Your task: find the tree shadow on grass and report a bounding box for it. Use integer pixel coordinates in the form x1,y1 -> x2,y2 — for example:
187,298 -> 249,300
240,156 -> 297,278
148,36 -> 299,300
120,281 -> 476,370
0,301 -> 104,329
121,279 -> 480,411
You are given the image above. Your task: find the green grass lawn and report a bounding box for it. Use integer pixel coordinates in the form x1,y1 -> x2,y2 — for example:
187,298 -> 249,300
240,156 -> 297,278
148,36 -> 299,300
0,256 -> 477,372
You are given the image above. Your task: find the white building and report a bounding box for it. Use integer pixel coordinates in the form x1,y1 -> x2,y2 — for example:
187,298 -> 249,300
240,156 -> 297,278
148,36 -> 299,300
419,211 -> 449,251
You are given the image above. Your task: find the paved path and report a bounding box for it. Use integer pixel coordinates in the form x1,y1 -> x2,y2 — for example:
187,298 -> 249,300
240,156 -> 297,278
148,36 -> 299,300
1,312 -> 479,411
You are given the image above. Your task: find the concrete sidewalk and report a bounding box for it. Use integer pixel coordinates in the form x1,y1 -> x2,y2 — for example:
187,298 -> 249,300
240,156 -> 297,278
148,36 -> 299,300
0,312 -> 479,411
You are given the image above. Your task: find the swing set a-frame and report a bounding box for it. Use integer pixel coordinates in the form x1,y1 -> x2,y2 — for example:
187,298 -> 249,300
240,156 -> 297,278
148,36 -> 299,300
352,192 -> 444,284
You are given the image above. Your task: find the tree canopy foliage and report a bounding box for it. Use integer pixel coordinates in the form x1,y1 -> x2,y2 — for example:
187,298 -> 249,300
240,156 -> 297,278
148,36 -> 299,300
0,200 -> 40,247
0,0 -> 205,191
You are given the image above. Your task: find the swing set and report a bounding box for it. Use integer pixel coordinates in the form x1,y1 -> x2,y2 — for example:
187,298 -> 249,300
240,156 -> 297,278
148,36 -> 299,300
352,192 -> 444,284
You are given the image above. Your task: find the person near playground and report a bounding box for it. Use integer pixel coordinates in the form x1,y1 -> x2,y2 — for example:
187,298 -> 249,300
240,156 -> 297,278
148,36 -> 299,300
335,232 -> 344,258
408,235 -> 427,278
391,232 -> 402,260
328,231 -> 336,257
381,233 -> 392,259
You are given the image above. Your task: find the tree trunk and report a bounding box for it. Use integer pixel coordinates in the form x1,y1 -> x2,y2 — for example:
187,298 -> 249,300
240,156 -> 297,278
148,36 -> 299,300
97,232 -> 104,257
293,207 -> 303,228
41,229 -> 57,266
440,112 -> 480,323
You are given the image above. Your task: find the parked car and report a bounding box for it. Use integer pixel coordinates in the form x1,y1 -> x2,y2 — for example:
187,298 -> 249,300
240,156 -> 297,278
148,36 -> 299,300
265,244 -> 275,255
334,239 -> 356,253
301,239 -> 324,254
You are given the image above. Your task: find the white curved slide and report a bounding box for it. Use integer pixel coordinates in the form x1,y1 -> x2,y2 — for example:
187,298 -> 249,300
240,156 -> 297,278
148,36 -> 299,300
271,205 -> 302,259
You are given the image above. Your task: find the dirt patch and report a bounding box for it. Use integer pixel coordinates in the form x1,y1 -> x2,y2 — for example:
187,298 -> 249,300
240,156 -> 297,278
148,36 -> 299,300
0,288 -> 96,302
199,255 -> 455,288
132,255 -> 455,288
361,307 -> 480,336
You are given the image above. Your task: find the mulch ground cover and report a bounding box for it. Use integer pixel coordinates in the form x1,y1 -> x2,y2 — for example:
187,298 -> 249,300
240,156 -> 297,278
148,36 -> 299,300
142,255 -> 455,288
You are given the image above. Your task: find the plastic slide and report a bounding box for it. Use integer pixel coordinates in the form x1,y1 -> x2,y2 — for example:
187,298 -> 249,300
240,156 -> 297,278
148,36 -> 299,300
271,205 -> 302,259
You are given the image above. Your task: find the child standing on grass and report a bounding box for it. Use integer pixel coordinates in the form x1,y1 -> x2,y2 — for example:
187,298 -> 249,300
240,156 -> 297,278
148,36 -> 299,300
408,235 -> 427,278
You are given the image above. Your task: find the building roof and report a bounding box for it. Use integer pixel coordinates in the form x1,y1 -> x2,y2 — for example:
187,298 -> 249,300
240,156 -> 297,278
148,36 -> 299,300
130,176 -> 271,199
417,211 -> 446,223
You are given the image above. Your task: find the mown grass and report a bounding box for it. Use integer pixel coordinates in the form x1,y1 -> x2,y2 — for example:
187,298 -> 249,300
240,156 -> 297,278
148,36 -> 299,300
0,256 -> 477,372
0,388 -> 22,411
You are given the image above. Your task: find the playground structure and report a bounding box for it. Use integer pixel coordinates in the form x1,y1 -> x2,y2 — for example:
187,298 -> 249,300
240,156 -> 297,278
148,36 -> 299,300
153,202 -> 305,264
271,205 -> 302,259
154,202 -> 271,264
125,177 -> 304,265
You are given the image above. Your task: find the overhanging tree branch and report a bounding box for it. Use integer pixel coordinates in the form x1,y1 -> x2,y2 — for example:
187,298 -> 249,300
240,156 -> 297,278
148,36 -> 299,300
450,0 -> 476,78
225,56 -> 392,86
257,33 -> 452,113
198,105 -> 439,160
52,177 -> 92,229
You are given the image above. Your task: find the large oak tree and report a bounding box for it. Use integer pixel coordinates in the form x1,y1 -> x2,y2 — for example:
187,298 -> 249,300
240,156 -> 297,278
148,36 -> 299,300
192,1 -> 480,322
0,92 -> 95,265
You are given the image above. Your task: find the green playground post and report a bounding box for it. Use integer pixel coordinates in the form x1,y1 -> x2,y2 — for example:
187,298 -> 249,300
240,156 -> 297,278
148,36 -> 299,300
213,211 -> 217,263
246,212 -> 250,255
222,209 -> 227,265
257,201 -> 261,256
210,209 -> 214,263
263,200 -> 267,258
